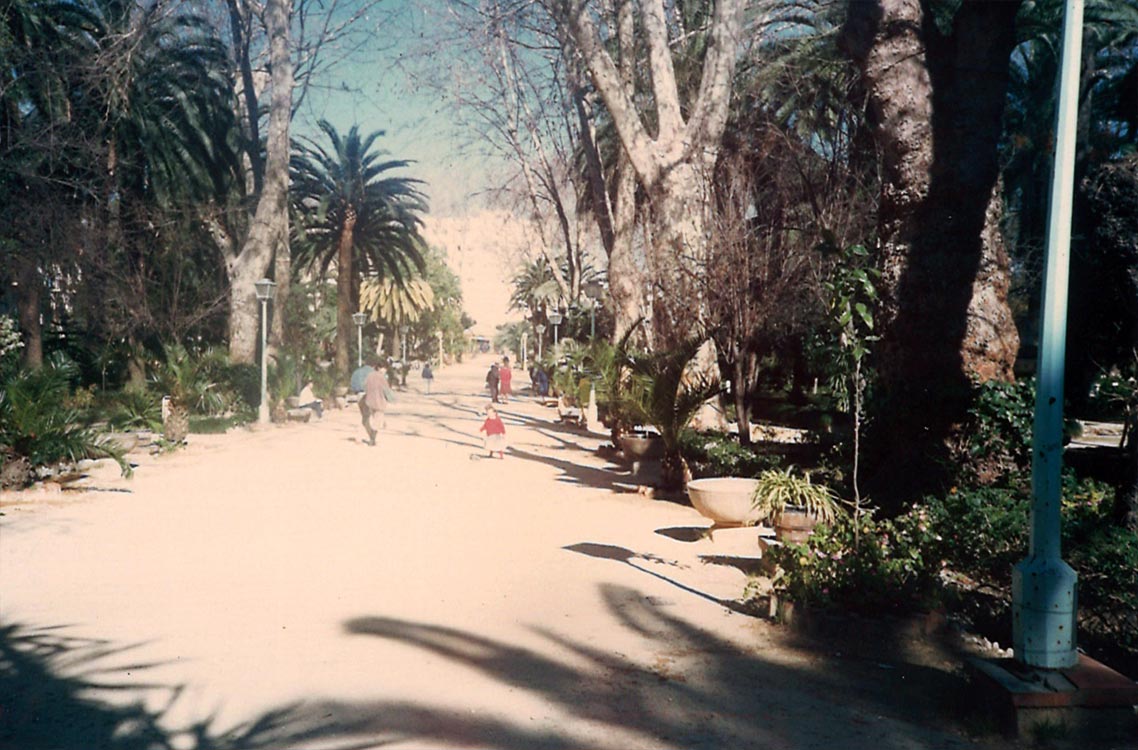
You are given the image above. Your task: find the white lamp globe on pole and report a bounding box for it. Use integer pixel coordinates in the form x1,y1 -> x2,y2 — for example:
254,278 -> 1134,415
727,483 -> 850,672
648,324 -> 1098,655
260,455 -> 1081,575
254,278 -> 276,424
534,324 -> 546,360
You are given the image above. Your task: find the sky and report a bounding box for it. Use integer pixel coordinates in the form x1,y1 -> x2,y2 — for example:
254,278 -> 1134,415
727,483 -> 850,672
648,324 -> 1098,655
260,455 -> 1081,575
293,0 -> 522,334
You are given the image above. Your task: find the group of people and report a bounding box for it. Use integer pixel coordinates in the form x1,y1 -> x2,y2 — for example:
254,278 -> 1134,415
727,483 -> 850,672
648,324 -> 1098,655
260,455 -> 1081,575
484,356 -> 514,403
341,354 -> 512,458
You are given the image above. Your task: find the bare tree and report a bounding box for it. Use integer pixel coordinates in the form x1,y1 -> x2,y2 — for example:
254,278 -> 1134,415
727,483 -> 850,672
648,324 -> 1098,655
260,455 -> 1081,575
552,0 -> 745,346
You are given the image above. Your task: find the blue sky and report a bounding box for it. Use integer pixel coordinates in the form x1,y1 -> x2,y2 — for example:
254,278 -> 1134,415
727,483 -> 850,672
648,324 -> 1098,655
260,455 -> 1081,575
293,1 -> 500,217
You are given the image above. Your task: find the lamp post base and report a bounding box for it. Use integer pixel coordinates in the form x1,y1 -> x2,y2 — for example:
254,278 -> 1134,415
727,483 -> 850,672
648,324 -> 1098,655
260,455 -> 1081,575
1012,555 -> 1078,668
258,403 -> 271,425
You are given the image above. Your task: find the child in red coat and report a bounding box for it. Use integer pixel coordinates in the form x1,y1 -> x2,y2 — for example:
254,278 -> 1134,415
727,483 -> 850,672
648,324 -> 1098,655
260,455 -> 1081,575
479,404 -> 507,458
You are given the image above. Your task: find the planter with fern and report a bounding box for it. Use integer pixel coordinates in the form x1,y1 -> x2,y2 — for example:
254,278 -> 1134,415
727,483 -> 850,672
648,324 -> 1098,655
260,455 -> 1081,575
751,468 -> 844,543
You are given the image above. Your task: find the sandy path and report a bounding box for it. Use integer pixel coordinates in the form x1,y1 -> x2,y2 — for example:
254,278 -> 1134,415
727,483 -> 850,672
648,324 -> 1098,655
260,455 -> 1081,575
1,356 -> 1006,749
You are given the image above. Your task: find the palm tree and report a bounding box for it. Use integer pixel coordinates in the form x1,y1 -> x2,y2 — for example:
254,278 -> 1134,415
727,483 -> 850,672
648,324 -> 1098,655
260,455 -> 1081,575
291,120 -> 428,375
359,275 -> 434,359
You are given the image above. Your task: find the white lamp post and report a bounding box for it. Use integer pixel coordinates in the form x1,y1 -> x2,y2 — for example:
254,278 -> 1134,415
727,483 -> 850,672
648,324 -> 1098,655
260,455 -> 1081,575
520,331 -> 528,373
352,312 -> 367,368
254,278 -> 276,424
534,324 -> 546,360
400,324 -> 409,362
547,310 -> 563,346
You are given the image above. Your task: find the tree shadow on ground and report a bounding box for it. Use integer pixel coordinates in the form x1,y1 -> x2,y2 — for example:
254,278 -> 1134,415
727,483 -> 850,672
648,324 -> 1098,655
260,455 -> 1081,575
3,584 -> 993,750
0,621 -> 376,750
339,581 -> 991,750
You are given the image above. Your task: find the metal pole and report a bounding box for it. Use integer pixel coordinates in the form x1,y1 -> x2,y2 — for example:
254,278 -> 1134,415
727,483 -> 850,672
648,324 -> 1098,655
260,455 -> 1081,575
357,324 -> 363,368
590,304 -> 596,339
1012,0 -> 1083,670
521,332 -> 528,374
258,298 -> 269,424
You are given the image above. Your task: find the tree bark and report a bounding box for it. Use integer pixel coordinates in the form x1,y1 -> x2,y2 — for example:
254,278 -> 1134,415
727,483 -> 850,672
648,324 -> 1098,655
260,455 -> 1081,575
15,259 -> 42,370
227,0 -> 292,365
559,0 -> 743,346
844,0 -> 1022,502
334,207 -> 357,376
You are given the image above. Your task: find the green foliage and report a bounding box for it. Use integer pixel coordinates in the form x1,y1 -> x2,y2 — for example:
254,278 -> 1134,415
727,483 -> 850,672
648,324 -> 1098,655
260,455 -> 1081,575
149,344 -> 241,416
0,355 -> 126,480
955,378 -> 1037,483
0,315 -> 23,377
752,467 -> 845,525
98,389 -> 162,431
923,485 -> 1030,586
767,506 -> 944,614
679,430 -> 779,478
619,335 -> 720,453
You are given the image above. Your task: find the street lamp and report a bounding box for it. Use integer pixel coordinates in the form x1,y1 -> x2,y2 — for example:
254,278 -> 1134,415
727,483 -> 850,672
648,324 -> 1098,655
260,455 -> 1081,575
254,278 -> 276,424
352,312 -> 367,368
547,309 -> 563,346
520,331 -> 528,373
534,324 -> 546,360
400,324 -> 409,363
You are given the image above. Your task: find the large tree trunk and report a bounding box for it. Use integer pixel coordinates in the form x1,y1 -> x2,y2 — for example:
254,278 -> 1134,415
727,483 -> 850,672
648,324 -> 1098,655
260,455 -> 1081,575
334,208 -> 357,376
227,0 -> 292,364
15,258 -> 42,370
845,0 -> 1021,503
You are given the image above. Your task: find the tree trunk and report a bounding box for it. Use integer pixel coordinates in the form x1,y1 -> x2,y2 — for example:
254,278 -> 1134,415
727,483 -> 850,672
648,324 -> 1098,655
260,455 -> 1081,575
334,207 -> 357,376
559,0 -> 742,346
270,231 -> 290,353
845,0 -> 1022,503
15,259 -> 42,369
227,0 -> 292,364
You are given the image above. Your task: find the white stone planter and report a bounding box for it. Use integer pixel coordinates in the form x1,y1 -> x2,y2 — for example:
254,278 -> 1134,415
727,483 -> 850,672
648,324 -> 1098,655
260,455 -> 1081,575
686,477 -> 762,526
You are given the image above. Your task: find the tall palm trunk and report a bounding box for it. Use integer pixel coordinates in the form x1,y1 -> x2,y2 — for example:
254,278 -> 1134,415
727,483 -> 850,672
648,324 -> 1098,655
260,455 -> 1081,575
334,206 -> 357,376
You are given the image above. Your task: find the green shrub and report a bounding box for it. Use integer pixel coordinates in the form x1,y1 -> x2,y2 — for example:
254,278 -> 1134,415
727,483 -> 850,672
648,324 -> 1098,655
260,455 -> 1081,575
99,389 -> 162,431
766,506 -> 944,614
680,430 -> 779,478
150,344 -> 240,416
923,484 -> 1030,586
0,355 -> 126,483
220,363 -> 260,414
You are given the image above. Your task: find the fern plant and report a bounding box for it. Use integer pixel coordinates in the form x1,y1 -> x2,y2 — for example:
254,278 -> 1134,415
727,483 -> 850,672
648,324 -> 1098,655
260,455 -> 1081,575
0,354 -> 127,484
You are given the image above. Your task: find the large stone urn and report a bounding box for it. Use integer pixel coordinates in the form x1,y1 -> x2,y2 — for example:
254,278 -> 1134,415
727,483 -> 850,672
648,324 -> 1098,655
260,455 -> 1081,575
686,477 -> 762,526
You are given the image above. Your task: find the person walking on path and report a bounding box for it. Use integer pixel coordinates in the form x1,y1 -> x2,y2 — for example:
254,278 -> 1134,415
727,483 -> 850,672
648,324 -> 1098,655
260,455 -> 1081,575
485,362 -> 500,403
498,357 -> 513,402
479,403 -> 507,458
421,362 -> 434,394
359,356 -> 390,446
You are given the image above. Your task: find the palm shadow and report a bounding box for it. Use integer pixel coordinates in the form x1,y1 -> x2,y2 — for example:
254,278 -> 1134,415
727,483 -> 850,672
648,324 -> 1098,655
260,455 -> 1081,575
340,582 -> 981,749
0,621 -> 376,750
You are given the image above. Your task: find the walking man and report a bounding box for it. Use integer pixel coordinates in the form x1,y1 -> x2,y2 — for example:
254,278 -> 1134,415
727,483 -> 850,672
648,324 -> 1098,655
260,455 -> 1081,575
359,355 -> 389,446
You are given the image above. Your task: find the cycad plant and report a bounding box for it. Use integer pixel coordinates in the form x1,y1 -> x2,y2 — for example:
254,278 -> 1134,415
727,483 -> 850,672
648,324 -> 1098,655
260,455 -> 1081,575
619,334 -> 722,489
0,354 -> 126,488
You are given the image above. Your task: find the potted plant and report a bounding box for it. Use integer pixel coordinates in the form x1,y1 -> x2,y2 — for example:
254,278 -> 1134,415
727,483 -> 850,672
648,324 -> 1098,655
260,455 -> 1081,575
751,467 -> 844,542
618,334 -> 721,489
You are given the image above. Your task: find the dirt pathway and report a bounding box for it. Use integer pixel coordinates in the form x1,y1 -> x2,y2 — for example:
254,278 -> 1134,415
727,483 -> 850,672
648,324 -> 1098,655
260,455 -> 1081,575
0,355 -> 1014,749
